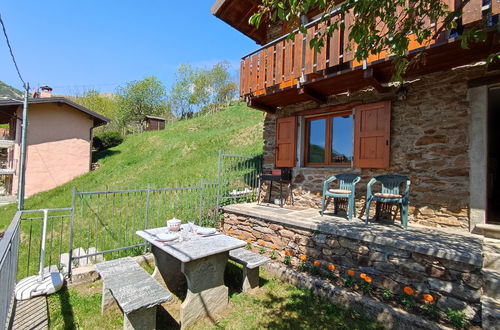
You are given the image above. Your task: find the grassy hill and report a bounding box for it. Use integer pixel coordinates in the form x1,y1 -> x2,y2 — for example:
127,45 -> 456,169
0,81 -> 23,99
0,102 -> 264,229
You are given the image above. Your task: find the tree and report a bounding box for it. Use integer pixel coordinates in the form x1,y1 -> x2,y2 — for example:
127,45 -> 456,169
169,62 -> 237,117
116,76 -> 169,131
71,89 -> 119,130
250,0 -> 498,80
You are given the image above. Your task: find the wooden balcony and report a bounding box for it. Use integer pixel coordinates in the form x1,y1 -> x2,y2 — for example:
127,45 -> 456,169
240,0 -> 500,111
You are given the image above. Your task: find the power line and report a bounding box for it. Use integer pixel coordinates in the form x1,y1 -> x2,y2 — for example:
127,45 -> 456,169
0,12 -> 27,90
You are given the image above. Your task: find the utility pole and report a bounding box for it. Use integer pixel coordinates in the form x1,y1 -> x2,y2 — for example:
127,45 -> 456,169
17,83 -> 29,210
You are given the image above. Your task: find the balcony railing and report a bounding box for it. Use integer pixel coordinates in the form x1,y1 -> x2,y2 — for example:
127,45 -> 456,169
240,0 -> 496,99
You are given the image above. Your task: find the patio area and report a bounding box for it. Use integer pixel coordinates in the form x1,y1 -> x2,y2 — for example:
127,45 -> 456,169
221,202 -> 496,327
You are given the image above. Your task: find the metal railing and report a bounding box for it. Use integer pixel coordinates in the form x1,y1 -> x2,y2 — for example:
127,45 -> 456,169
0,211 -> 21,330
68,182 -> 220,276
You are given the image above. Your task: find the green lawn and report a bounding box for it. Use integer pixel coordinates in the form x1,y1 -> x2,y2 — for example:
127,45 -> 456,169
0,102 -> 264,228
47,266 -> 384,330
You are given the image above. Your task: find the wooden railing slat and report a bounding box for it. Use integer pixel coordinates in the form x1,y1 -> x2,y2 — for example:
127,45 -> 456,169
265,46 -> 275,87
275,40 -> 284,84
250,54 -> 259,92
462,0 -> 483,25
258,52 -> 266,91
328,16 -> 341,67
316,22 -> 327,71
284,39 -> 293,81
239,60 -> 245,96
343,9 -> 355,62
293,32 -> 303,78
493,0 -> 500,15
305,25 -> 315,74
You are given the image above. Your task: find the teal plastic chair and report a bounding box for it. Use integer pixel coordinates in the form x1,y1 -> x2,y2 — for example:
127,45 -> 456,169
365,175 -> 411,229
321,174 -> 360,220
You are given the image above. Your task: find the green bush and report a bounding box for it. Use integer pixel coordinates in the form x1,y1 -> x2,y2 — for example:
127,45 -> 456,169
93,131 -> 123,151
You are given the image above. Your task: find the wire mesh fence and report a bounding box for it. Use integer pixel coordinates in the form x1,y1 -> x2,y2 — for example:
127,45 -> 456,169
8,150 -> 261,279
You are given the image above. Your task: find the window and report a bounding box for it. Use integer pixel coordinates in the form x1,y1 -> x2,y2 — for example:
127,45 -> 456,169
304,112 -> 353,166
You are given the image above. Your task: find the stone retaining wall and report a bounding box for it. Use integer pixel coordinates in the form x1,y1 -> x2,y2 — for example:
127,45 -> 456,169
261,64 -> 488,229
222,211 -> 484,325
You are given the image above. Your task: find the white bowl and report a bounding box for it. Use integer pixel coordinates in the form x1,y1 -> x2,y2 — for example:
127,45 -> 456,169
156,233 -> 178,241
167,218 -> 181,232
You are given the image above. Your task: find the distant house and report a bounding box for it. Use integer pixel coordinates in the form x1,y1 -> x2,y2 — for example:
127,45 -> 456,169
0,86 -> 109,198
144,115 -> 166,131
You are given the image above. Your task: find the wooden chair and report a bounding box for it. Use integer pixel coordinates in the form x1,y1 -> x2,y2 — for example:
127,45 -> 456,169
365,174 -> 411,229
321,173 -> 361,220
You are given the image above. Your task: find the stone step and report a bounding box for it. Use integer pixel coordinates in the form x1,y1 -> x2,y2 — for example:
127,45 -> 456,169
483,238 -> 500,271
483,268 -> 500,300
481,296 -> 500,330
474,223 -> 500,239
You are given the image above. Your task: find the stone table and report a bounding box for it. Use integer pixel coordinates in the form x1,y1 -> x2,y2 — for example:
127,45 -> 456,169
136,228 -> 245,329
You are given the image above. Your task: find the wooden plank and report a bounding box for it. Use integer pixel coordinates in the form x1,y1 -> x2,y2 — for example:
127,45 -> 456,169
284,39 -> 293,81
239,60 -> 245,96
328,16 -> 341,67
244,57 -> 250,95
250,54 -> 259,93
258,52 -> 266,91
343,9 -> 355,62
316,21 -> 327,71
275,40 -> 284,84
494,0 -> 500,16
305,25 -> 315,74
293,32 -> 304,78
462,0 -> 483,25
265,46 -> 275,88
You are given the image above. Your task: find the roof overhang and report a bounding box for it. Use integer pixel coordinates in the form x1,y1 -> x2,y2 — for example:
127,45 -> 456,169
0,97 -> 110,127
211,0 -> 267,45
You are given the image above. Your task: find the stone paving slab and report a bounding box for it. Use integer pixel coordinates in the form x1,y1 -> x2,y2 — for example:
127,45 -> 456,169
224,203 -> 484,266
11,296 -> 48,330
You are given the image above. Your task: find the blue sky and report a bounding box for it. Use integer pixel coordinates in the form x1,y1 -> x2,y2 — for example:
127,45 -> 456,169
0,0 -> 257,95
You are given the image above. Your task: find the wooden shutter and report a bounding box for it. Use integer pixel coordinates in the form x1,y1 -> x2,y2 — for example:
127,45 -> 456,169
354,101 -> 391,169
275,117 -> 297,168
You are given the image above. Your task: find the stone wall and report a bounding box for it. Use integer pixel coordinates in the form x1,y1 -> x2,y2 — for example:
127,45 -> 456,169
222,211 -> 484,325
261,64 -> 489,229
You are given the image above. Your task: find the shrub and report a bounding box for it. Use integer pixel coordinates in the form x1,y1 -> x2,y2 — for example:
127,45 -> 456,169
93,131 -> 123,151
447,308 -> 466,329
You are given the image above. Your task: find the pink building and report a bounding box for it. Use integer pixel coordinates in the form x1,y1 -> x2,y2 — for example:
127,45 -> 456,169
0,88 -> 109,199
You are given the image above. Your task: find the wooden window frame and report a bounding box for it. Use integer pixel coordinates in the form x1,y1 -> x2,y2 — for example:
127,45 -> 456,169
303,111 -> 353,167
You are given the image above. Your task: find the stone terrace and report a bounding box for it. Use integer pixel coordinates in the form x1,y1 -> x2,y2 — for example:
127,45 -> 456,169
222,202 -> 487,324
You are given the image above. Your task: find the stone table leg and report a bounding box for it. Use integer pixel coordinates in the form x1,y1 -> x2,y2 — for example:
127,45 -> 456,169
101,282 -> 116,313
180,252 -> 229,329
242,267 -> 260,292
123,306 -> 157,330
151,245 -> 186,297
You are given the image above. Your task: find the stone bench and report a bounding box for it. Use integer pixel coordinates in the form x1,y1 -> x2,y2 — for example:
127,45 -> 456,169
95,257 -> 172,330
229,248 -> 270,292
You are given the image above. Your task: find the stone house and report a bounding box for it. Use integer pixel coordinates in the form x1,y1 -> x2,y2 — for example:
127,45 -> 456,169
212,0 -> 500,233
0,87 -> 109,198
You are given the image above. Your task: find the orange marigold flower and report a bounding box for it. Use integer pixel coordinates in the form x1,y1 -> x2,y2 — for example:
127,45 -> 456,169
258,240 -> 265,246
299,255 -> 307,261
347,269 -> 355,276
271,244 -> 277,250
313,260 -> 321,267
227,230 -> 234,235
403,286 -> 414,296
423,294 -> 434,303
246,238 -> 252,243
237,235 -> 243,240
328,264 -> 335,271
360,273 -> 367,279
284,250 -> 291,256
364,276 -> 372,283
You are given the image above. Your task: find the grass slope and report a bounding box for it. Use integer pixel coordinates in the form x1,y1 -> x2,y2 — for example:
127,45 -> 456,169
0,81 -> 23,99
0,102 -> 264,228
